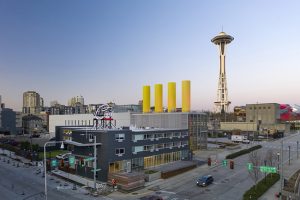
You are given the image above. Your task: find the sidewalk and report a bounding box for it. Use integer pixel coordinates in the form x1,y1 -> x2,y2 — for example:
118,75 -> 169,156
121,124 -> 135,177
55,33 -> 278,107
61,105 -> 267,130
259,155 -> 300,200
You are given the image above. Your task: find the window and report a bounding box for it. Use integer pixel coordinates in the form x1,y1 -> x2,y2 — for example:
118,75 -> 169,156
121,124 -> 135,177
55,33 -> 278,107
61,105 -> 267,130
115,148 -> 125,155
115,133 -> 125,141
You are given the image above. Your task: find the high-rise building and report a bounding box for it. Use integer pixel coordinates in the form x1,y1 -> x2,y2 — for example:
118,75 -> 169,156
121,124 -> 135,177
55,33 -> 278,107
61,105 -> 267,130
211,32 -> 234,113
68,95 -> 84,107
23,91 -> 42,114
0,107 -> 16,135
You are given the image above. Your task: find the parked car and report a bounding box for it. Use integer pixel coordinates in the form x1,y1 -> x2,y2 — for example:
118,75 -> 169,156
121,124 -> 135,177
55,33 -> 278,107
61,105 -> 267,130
242,139 -> 250,144
196,175 -> 214,187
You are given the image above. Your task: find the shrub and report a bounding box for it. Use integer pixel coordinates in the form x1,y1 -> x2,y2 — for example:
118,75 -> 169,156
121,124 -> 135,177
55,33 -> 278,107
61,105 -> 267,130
145,170 -> 158,174
226,145 -> 262,159
243,173 -> 280,200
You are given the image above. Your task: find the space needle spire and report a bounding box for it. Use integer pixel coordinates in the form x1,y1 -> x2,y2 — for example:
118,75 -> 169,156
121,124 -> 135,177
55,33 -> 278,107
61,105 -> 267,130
211,31 -> 234,113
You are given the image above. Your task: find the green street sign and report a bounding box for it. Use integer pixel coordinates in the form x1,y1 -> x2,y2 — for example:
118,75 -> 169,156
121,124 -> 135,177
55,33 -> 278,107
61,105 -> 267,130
84,157 -> 94,162
247,163 -> 253,171
51,159 -> 58,167
69,156 -> 75,166
260,166 -> 277,173
91,168 -> 101,172
222,160 -> 228,167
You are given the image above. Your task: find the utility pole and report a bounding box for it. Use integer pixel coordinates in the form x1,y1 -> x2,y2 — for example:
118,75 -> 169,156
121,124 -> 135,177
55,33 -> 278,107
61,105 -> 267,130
93,135 -> 97,190
288,146 -> 290,165
280,139 -> 283,200
297,141 -> 299,159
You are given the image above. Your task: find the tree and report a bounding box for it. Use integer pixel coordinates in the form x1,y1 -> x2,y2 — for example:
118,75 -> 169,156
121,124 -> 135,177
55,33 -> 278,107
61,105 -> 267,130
248,151 -> 262,188
20,141 -> 30,150
265,149 -> 276,167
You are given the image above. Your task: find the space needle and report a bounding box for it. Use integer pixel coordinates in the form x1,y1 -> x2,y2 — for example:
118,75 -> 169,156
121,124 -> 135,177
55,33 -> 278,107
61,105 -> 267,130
211,31 -> 234,113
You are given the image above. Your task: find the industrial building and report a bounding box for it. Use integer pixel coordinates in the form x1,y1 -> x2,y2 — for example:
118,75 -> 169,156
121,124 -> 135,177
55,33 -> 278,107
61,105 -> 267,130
220,103 -> 290,135
131,112 -> 208,150
139,80 -> 207,150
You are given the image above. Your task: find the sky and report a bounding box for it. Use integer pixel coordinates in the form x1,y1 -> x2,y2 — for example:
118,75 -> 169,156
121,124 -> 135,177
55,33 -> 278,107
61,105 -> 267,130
0,0 -> 300,112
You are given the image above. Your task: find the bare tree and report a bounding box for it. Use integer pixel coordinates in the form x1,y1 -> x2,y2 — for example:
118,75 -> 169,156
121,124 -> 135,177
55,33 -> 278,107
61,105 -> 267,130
265,149 -> 276,167
248,151 -> 262,187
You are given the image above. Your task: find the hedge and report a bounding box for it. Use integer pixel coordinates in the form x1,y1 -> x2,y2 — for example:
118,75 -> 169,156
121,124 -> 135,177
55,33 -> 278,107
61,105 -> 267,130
243,173 -> 280,200
226,145 -> 262,159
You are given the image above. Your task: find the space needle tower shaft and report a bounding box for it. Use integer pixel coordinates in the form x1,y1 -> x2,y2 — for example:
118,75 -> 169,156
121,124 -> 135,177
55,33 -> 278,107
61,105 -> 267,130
211,32 -> 234,113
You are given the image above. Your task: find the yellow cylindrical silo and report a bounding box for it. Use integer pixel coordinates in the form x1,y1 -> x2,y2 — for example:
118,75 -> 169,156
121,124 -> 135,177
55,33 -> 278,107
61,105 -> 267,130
168,82 -> 176,112
143,85 -> 150,113
155,84 -> 163,112
182,80 -> 191,112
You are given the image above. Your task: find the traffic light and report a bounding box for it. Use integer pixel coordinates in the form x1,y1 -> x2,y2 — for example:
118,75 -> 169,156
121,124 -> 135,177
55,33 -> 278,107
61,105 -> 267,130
230,160 -> 234,169
208,157 -> 211,166
222,160 -> 228,167
284,179 -> 288,187
247,163 -> 253,171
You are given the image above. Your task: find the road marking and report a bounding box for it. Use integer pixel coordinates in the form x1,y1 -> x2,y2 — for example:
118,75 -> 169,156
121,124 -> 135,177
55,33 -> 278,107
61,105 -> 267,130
160,190 -> 176,194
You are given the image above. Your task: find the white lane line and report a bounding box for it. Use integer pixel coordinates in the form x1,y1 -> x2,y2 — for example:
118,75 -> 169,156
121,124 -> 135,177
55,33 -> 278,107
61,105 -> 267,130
160,190 -> 176,194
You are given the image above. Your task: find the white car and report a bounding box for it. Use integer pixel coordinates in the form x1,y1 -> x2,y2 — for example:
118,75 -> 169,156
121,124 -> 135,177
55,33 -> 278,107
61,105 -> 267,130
242,139 -> 250,144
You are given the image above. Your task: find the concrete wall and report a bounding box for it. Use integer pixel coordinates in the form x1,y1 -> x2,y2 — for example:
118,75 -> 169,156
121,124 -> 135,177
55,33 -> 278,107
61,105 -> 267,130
221,122 -> 257,131
131,113 -> 188,129
246,103 -> 280,124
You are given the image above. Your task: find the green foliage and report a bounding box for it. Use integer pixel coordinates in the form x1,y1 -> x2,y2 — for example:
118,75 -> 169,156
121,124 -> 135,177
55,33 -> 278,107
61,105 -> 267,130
226,145 -> 262,159
0,143 -> 18,153
31,144 -> 40,152
38,150 -> 68,159
20,141 -> 31,150
243,173 -> 280,200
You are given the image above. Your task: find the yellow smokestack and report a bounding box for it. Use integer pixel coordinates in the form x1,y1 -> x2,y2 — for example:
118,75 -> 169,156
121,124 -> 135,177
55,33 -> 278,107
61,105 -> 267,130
168,82 -> 176,112
182,80 -> 191,112
143,85 -> 150,113
155,84 -> 163,112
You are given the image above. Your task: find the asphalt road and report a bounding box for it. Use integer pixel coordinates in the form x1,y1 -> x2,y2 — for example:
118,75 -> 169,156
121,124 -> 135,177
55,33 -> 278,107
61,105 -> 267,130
0,153 -> 111,200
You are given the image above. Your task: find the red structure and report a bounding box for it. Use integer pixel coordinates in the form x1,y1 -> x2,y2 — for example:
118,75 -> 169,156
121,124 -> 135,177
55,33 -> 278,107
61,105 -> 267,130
280,104 -> 300,121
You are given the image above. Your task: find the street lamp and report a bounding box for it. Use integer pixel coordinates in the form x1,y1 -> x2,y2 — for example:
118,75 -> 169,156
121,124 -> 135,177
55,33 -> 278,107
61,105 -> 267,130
277,152 -> 280,171
44,140 -> 64,200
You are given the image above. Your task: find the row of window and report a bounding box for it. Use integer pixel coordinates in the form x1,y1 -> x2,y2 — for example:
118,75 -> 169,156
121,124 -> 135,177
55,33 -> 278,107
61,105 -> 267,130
132,141 -> 188,153
65,120 -> 92,126
249,106 -> 272,110
132,132 -> 188,142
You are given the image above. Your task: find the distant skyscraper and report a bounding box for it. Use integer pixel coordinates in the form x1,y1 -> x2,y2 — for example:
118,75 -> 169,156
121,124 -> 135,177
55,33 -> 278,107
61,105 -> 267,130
68,95 -> 84,106
23,91 -> 42,114
211,31 -> 234,113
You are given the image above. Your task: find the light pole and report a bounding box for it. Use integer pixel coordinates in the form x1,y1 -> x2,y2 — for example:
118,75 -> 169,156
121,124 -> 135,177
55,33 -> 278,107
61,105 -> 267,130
44,140 -> 64,200
297,141 -> 299,159
277,152 -> 280,171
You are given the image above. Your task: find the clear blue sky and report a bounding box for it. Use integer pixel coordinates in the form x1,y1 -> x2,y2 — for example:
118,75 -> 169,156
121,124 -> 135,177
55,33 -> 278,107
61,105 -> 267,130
1,0 -> 300,111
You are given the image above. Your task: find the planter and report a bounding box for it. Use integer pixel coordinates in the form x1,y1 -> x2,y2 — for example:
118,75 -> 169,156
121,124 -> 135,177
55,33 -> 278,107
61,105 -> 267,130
145,171 -> 161,182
